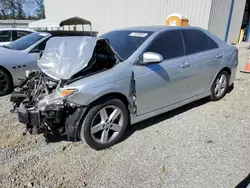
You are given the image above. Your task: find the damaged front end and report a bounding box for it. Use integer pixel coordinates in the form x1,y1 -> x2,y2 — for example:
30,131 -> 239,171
10,36 -> 120,142
10,72 -> 79,142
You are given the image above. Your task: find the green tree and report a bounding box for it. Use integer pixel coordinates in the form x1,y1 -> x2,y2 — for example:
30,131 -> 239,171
0,0 -> 11,19
0,0 -> 44,20
0,0 -> 7,19
0,0 -> 26,19
16,0 -> 26,19
34,0 -> 45,19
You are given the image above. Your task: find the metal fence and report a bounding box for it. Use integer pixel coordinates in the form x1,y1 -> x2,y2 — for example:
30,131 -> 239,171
0,19 -> 33,29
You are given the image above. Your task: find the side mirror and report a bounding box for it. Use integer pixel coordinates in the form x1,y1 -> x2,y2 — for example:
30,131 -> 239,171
141,52 -> 163,65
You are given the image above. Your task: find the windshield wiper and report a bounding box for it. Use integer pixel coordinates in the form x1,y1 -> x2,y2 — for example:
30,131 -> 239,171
1,45 -> 11,49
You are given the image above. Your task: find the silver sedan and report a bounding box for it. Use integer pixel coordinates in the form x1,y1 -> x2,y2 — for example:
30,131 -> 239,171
11,26 -> 238,150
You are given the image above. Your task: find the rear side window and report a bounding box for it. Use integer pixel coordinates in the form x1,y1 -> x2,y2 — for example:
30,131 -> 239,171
0,31 -> 11,42
145,30 -> 184,60
182,29 -> 211,55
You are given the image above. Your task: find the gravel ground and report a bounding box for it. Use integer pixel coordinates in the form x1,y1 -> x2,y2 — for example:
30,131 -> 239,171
0,43 -> 250,188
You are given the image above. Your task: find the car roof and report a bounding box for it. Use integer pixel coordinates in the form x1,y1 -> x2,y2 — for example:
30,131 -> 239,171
117,25 -> 226,47
116,25 -> 167,32
112,25 -> 206,32
0,28 -> 34,32
36,30 -> 95,37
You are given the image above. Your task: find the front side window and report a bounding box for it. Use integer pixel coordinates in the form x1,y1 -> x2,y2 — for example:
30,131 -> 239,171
145,30 -> 184,60
0,31 -> 11,42
182,29 -> 211,55
5,32 -> 48,51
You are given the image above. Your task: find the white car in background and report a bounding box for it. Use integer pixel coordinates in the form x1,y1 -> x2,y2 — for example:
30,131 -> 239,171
0,30 -> 95,96
0,28 -> 34,46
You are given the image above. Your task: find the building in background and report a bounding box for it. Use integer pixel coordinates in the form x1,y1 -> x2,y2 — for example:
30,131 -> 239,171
42,0 -> 249,44
0,19 -> 33,29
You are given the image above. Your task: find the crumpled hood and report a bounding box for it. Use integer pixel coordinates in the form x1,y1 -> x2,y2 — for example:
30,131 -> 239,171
38,36 -> 116,80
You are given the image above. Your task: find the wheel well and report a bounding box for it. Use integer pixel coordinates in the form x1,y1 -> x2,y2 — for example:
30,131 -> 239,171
86,92 -> 130,120
91,92 -> 129,108
0,65 -> 13,85
76,92 -> 130,140
220,67 -> 231,76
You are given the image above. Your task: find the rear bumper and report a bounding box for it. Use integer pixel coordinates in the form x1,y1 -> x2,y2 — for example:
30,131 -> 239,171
229,60 -> 238,86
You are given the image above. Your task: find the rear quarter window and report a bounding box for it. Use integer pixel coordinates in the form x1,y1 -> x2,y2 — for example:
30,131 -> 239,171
207,35 -> 219,49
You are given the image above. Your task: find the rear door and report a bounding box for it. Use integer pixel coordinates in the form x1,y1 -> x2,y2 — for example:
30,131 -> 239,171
181,29 -> 222,98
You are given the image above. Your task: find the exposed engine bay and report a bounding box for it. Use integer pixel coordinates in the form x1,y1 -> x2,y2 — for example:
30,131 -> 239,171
10,36 -> 119,142
10,72 -> 64,139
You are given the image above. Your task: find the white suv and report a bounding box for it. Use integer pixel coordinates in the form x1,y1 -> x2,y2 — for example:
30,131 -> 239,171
0,28 -> 34,46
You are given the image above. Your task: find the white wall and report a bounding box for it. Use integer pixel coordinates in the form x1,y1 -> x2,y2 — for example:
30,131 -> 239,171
0,20 -> 32,29
228,0 -> 247,44
44,0 -> 212,34
208,0 -> 232,41
165,0 -> 212,29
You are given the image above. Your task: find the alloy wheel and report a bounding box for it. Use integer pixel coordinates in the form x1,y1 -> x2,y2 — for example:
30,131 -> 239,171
90,105 -> 124,144
214,74 -> 227,98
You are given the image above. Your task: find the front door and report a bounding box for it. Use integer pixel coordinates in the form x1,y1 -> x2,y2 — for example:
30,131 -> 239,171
133,30 -> 192,116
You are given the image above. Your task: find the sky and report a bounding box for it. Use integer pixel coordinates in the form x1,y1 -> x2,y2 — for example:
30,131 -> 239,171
22,0 -> 39,16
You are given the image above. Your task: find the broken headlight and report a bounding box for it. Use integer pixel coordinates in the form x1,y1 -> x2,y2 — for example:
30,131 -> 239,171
37,88 -> 78,111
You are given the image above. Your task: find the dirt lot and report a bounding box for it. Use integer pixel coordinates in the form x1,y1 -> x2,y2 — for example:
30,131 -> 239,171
0,44 -> 250,188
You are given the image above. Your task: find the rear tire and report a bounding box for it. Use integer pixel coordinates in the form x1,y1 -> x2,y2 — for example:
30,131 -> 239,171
0,68 -> 12,96
210,71 -> 229,101
80,97 -> 129,150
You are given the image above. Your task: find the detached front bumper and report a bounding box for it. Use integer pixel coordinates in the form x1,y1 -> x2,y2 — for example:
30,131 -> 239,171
18,103 -> 42,134
16,100 -> 66,134
12,97 -> 86,142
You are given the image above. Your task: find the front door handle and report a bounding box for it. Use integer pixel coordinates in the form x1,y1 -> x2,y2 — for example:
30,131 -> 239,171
181,62 -> 190,68
216,53 -> 222,59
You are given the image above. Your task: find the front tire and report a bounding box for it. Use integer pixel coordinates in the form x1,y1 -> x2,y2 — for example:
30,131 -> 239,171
80,97 -> 129,150
0,68 -> 12,96
210,71 -> 229,101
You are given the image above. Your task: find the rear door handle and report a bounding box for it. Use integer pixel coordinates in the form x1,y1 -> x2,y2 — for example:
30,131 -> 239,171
216,53 -> 222,59
181,62 -> 190,68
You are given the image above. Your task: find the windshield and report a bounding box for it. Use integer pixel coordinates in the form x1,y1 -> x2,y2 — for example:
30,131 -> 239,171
99,30 -> 153,60
5,32 -> 49,51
